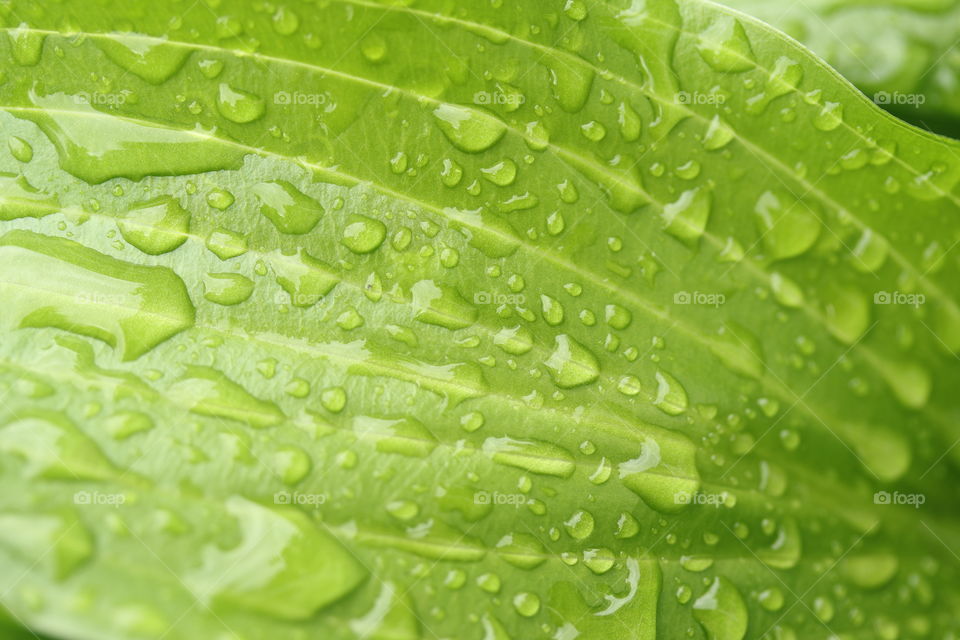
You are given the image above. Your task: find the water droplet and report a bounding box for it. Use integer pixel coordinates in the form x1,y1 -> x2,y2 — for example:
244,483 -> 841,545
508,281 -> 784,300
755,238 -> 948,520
216,83 -> 265,123
770,272 -> 804,308
614,513 -> 639,539
337,307 -> 365,330
703,115 -> 735,150
271,249 -> 339,307
171,366 -> 284,428
710,323 -> 765,379
563,0 -> 588,20
547,60 -> 594,112
822,286 -> 869,345
496,533 -> 546,569
617,375 -> 643,397
564,510 -> 595,540
254,181 -> 324,235
653,369 -> 688,415
272,7 -> 300,35
0,412 -> 118,480
389,151 -> 408,174
411,280 -> 477,330
25,91 -> 244,183
605,303 -> 632,329
440,158 -> 463,187
812,596 -> 834,622
746,57 -> 803,113
662,187 -> 711,246
813,102 -> 844,131
386,500 -> 420,522
843,553 -> 898,589
354,416 -> 437,458
481,159 -> 517,186
433,103 -> 506,153
186,497 -> 365,619
97,34 -> 190,83
342,215 -> 387,254
583,548 -> 616,574
681,555 -> 714,572
618,433 -> 701,513
873,358 -> 931,409
0,174 -> 58,221
580,120 -> 607,141
692,577 -> 748,640
104,411 -> 154,440
757,587 -> 784,612
206,188 -> 235,210
272,445 -> 311,484
360,33 -> 388,63
697,16 -> 754,72
0,230 -> 194,359
851,228 -> 889,272
676,160 -> 701,180
754,190 -> 821,260
206,228 -> 248,260
118,196 -> 190,255
199,58 -> 224,79
513,592 -> 541,617
0,510 -> 93,580
8,136 -> 33,162
483,437 -> 576,478
545,335 -> 599,388
9,24 -> 45,66
617,101 -> 642,141
493,325 -> 533,355
202,272 -> 254,306
477,572 -> 501,593
459,411 -> 484,433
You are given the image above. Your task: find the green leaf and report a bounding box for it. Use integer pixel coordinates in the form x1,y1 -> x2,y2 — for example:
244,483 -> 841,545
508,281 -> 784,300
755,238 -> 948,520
0,0 -> 959,639
719,0 -> 960,134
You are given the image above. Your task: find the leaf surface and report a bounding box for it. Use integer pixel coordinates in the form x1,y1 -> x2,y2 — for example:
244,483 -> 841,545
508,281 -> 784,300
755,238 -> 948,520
0,1 -> 959,639
720,0 -> 960,134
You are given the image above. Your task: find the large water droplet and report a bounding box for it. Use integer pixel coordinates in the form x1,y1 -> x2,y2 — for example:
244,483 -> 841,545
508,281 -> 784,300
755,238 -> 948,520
186,496 -> 365,620
0,510 -> 93,580
171,366 -> 285,428
697,16 -> 755,72
692,577 -> 748,640
661,187 -> 711,246
97,34 -> 190,84
202,273 -> 254,306
545,334 -> 600,388
254,181 -> 324,235
433,103 -> 506,153
118,196 -> 190,255
411,280 -> 477,330
270,249 -> 339,307
754,190 -> 821,260
483,437 -> 576,478
0,230 -> 194,359
342,215 -> 387,254
354,416 -> 438,458
216,83 -> 266,124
